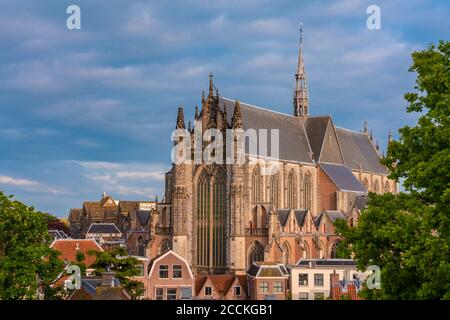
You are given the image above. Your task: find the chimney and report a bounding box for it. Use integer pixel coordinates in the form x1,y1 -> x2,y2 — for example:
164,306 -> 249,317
101,271 -> 116,287
330,272 -> 340,288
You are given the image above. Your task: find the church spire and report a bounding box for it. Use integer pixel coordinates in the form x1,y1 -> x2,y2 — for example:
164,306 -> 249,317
176,105 -> 185,129
293,23 -> 309,116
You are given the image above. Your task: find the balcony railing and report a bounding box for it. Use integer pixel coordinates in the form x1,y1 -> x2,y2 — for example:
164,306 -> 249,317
245,228 -> 269,237
155,226 -> 173,235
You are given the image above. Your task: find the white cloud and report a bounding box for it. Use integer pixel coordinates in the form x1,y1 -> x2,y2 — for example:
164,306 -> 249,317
0,175 -> 66,195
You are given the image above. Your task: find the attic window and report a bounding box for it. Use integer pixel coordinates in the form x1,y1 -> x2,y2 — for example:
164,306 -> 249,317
234,286 -> 241,296
205,286 -> 212,296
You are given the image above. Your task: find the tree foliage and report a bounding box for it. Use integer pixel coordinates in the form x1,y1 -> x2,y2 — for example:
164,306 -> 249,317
88,247 -> 144,299
0,191 -> 64,300
335,41 -> 450,300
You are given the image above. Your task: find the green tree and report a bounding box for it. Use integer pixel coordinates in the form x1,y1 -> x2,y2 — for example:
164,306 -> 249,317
335,41 -> 450,300
0,191 -> 64,300
88,247 -> 144,299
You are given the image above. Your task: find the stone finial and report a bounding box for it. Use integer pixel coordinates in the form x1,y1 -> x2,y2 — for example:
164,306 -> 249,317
176,106 -> 185,129
232,100 -> 243,129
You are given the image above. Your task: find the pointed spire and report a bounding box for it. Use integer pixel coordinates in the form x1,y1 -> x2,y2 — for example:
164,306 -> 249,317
293,23 -> 309,117
208,72 -> 214,97
375,139 -> 379,151
232,100 -> 243,129
363,121 -> 368,134
195,105 -> 199,119
176,105 -> 185,129
388,130 -> 393,143
370,130 -> 373,141
188,120 -> 192,132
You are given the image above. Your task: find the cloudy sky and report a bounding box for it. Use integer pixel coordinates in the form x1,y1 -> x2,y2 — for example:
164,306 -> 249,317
0,0 -> 448,217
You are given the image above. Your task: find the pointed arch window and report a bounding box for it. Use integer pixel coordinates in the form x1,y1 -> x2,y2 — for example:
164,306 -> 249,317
269,174 -> 279,209
373,180 -> 380,194
303,172 -> 312,210
287,170 -> 296,209
138,236 -> 145,257
363,178 -> 369,191
247,241 -> 264,270
252,166 -> 262,203
384,181 -> 391,193
196,168 -> 227,271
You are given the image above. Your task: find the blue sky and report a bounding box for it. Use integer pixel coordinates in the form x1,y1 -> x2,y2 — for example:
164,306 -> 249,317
0,0 -> 448,217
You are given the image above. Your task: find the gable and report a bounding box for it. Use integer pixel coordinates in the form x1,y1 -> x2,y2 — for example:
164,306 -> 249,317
319,119 -> 344,164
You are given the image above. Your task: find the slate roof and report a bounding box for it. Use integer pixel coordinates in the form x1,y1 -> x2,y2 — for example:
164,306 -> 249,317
277,209 -> 290,227
247,262 -> 289,278
294,210 -> 307,226
326,210 -> 348,222
219,97 -> 388,177
335,127 -> 388,175
314,210 -> 347,227
305,116 -> 330,161
277,209 -> 308,227
354,195 -> 368,210
296,259 -> 357,267
319,162 -> 366,193
136,210 -> 151,226
221,97 -> 313,164
68,278 -> 130,300
87,223 -> 121,234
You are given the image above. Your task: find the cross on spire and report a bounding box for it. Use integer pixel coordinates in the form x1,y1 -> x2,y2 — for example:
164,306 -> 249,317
293,23 -> 309,116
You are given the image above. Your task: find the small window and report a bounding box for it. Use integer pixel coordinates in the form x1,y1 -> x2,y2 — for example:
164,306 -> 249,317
274,281 -> 283,293
136,263 -> 144,277
159,265 -> 169,278
259,282 -> 269,293
173,265 -> 182,278
299,292 -> 308,300
181,287 -> 192,300
205,286 -> 212,296
298,273 -> 308,286
167,288 -> 177,300
155,288 -> 164,300
234,286 -> 241,296
314,273 -> 324,286
314,292 -> 324,300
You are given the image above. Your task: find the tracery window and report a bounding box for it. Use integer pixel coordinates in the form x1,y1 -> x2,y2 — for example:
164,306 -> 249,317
196,168 -> 227,270
303,172 -> 312,210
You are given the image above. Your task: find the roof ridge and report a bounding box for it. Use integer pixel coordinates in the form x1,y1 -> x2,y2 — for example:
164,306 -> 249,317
221,97 -> 294,118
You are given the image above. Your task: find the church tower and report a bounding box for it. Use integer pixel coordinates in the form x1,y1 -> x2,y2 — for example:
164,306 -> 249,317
229,100 -> 247,274
293,24 -> 309,116
171,106 -> 193,264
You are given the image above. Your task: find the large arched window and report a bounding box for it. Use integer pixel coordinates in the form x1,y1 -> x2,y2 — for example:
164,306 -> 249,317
138,236 -> 145,257
303,172 -> 312,210
196,167 -> 227,271
252,166 -> 262,203
282,242 -> 292,265
363,178 -> 369,191
384,181 -> 391,193
287,170 -> 296,209
302,241 -> 310,259
329,241 -> 340,259
319,241 -> 325,259
269,174 -> 279,209
247,241 -> 264,270
373,180 -> 380,194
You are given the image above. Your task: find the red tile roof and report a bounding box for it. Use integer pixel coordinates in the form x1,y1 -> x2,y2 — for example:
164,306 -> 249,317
50,239 -> 103,267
